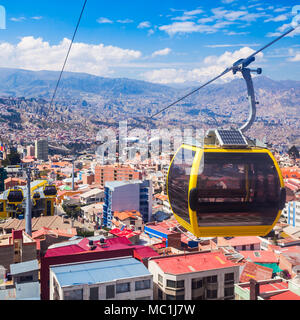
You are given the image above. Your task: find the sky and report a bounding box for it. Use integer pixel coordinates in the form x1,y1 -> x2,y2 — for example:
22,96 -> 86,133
0,0 -> 299,85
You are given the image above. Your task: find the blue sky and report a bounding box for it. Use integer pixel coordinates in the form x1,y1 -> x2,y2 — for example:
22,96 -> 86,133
0,0 -> 299,84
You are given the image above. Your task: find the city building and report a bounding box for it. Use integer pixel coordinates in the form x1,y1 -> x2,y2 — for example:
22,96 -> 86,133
35,139 -> 48,161
235,277 -> 300,300
4,177 -> 26,190
49,257 -> 153,300
112,210 -> 143,231
0,230 -> 37,271
94,164 -> 141,187
41,236 -> 158,300
0,259 -> 40,300
148,251 -> 240,300
79,188 -> 104,205
282,201 -> 300,227
26,145 -> 35,157
103,180 -> 152,227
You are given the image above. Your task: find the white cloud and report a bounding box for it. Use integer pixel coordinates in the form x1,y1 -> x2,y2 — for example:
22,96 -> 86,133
117,19 -> 133,24
138,21 -> 151,29
184,9 -> 204,16
31,16 -> 43,20
0,36 -> 142,76
97,17 -> 113,24
266,23 -> 300,37
10,17 -> 26,22
142,47 -> 264,84
152,48 -> 172,57
288,48 -> 300,61
264,14 -> 289,23
159,21 -> 217,36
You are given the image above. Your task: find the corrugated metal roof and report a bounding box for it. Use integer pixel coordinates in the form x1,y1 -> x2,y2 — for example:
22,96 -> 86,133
50,257 -> 151,287
10,260 -> 39,275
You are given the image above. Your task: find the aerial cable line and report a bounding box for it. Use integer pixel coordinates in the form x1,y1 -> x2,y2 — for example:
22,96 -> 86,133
148,26 -> 298,121
46,0 -> 88,118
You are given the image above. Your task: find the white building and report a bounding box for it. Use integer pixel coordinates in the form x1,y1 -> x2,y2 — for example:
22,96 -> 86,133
148,251 -> 240,300
49,257 -> 153,300
282,201 -> 300,227
80,188 -> 104,205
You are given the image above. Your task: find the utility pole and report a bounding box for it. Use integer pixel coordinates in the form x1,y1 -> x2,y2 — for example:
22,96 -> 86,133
25,167 -> 32,236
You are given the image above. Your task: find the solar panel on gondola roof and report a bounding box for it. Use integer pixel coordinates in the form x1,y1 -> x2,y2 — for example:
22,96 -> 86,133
216,129 -> 248,147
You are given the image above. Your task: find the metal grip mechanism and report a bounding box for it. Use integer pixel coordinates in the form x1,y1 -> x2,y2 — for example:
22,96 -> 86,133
232,57 -> 262,133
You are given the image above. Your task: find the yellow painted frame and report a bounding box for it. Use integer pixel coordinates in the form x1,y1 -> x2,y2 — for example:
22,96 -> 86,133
167,144 -> 285,238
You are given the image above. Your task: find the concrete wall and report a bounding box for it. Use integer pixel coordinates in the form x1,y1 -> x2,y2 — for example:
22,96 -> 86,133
148,259 -> 240,300
112,184 -> 140,212
49,271 -> 153,300
0,245 -> 14,270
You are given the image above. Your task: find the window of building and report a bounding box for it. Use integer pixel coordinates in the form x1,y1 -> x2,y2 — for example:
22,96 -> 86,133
158,274 -> 163,285
166,280 -> 184,288
116,282 -> 130,294
135,296 -> 151,300
192,295 -> 204,300
206,275 -> 218,284
224,286 -> 235,298
64,289 -> 83,300
19,275 -> 33,283
135,279 -> 151,291
158,288 -> 163,300
192,278 -> 203,289
166,294 -> 185,300
106,285 -> 115,299
206,289 -> 218,299
224,273 -> 234,284
90,287 -> 99,300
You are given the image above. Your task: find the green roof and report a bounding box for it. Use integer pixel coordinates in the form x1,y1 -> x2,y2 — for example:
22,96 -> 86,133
255,263 -> 283,273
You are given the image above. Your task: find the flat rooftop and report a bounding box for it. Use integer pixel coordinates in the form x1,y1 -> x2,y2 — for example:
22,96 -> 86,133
50,257 -> 151,288
152,251 -> 236,275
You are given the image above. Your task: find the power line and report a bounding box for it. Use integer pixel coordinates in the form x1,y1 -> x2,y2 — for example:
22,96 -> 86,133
147,26 -> 297,121
46,0 -> 88,118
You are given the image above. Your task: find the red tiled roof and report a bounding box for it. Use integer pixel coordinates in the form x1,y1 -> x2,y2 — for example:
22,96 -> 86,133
221,236 -> 262,247
239,250 -> 278,263
45,236 -> 133,257
266,291 -> 300,300
133,246 -> 160,260
109,228 -> 141,239
240,262 -> 273,283
153,251 -> 236,274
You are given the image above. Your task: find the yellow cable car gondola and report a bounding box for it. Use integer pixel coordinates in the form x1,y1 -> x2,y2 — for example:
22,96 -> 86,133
43,184 -> 57,198
7,188 -> 24,205
167,130 -> 286,237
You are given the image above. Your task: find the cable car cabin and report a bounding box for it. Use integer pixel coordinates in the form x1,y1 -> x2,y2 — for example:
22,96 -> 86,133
32,192 -> 41,206
43,185 -> 57,197
167,130 -> 286,238
7,189 -> 24,205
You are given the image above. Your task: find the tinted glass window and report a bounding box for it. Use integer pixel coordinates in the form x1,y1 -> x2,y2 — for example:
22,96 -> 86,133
168,147 -> 196,224
196,152 -> 281,227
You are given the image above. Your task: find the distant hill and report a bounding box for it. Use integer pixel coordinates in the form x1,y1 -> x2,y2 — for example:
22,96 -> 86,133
0,67 -> 177,99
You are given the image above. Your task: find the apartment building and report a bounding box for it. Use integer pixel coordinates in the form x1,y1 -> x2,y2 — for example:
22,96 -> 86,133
103,180 -> 152,227
49,257 -> 153,300
0,230 -> 36,271
35,139 -> 48,161
148,251 -> 240,300
94,164 -> 141,187
282,201 -> 300,227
